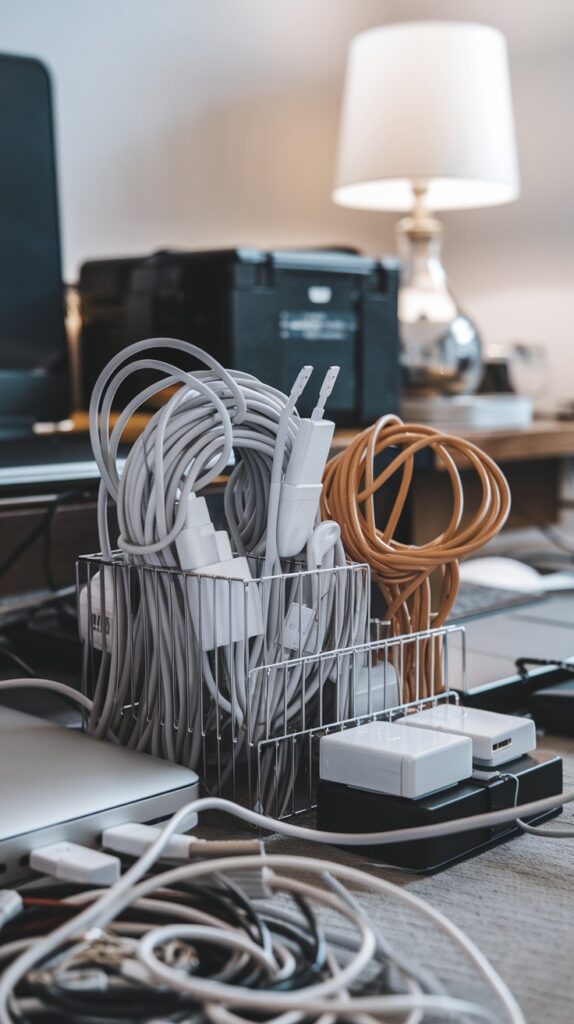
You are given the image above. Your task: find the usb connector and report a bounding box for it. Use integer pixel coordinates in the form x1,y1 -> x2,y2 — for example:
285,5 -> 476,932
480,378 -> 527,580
29,841 -> 121,886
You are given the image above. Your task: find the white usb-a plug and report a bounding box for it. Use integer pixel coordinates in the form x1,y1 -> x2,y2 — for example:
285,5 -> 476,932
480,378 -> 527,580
29,841 -> 121,886
102,820 -> 199,861
277,366 -> 340,558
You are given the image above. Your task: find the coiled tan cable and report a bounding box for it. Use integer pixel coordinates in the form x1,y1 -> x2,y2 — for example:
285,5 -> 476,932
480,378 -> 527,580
321,415 -> 511,699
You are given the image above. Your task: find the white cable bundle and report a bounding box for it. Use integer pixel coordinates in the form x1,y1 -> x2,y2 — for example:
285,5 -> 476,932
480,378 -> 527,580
84,338 -> 369,789
0,794 -> 529,1024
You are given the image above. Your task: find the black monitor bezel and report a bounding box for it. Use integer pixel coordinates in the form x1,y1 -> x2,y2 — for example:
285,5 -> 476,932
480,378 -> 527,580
0,52 -> 70,434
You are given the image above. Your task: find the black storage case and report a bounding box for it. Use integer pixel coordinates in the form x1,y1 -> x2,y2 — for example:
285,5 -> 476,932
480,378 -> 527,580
317,751 -> 563,872
79,248 -> 401,423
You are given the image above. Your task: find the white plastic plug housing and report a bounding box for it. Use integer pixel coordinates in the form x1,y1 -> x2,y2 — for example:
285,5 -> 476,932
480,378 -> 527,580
30,841 -> 121,886
78,567 -> 115,651
280,603 -> 317,653
284,419 -> 335,486
177,494 -> 264,649
277,418 -> 336,558
0,891 -> 23,928
186,557 -> 264,650
277,483 -> 323,559
176,494 -> 222,571
320,720 -> 472,799
400,704 -> 537,768
102,820 -> 199,861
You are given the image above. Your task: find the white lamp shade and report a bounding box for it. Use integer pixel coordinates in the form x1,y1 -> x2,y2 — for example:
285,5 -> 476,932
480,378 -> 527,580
333,21 -> 520,212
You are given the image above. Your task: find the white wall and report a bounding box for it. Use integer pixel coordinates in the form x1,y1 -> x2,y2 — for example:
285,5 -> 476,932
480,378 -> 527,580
1,0 -> 573,403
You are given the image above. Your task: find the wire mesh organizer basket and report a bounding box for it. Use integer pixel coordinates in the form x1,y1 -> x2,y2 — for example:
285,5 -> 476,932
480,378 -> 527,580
77,551 -> 368,789
245,624 -> 466,818
78,550 -> 467,817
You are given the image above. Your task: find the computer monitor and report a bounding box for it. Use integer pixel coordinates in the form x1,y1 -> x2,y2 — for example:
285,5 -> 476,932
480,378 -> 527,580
0,53 -> 70,435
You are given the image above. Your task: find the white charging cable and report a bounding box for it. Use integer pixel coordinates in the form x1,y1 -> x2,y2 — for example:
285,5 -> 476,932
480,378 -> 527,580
0,788 -> 547,1024
83,340 -> 366,780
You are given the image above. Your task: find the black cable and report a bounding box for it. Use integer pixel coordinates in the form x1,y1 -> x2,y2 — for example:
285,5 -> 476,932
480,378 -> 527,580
0,515 -> 52,582
0,641 -> 35,676
0,490 -> 89,589
42,490 -> 92,593
516,656 -> 574,681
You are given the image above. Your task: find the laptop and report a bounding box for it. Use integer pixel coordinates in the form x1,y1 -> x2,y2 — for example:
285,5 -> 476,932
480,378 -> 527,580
0,706 -> 199,884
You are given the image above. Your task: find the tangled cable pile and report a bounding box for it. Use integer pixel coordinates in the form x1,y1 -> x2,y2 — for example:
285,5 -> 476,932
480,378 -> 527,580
0,795 -> 529,1024
321,415 -> 511,699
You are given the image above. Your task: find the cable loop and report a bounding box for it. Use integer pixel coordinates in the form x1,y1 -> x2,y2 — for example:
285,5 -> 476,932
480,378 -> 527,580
321,417 -> 511,698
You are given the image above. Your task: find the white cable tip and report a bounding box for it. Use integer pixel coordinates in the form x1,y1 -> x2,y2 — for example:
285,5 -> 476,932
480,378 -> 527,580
289,365 -> 314,404
0,891 -> 23,929
101,820 -> 199,861
29,841 -> 121,886
312,365 -> 340,420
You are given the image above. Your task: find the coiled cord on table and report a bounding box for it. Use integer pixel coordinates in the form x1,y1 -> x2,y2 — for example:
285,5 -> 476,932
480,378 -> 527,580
321,415 -> 511,699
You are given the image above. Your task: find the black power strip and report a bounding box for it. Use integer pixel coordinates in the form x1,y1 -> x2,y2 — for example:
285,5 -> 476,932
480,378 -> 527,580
317,751 -> 563,872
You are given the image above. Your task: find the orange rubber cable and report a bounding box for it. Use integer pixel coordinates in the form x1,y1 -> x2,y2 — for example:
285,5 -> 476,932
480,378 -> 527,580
321,415 -> 511,700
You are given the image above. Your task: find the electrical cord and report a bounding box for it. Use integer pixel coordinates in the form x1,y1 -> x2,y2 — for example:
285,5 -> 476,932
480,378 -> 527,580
0,678 -> 93,717
4,760 -> 570,1021
502,771 -> 574,838
321,415 -> 511,700
0,873 -> 422,1019
84,339 -> 367,810
516,656 -> 574,682
5,783 -> 574,1022
0,643 -> 35,677
0,804 -> 530,1024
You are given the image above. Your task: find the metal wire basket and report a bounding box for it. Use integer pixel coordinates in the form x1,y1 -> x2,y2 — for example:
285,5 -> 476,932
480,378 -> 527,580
234,622 -> 466,817
78,548 -> 466,817
77,550 -> 371,778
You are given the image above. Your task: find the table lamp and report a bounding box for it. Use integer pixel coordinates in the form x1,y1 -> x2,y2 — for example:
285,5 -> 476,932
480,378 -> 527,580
333,21 -> 520,396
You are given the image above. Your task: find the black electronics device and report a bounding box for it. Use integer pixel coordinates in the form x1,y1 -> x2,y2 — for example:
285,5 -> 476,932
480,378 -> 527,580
317,751 -> 562,871
79,248 -> 401,423
0,53 -> 70,434
530,681 -> 574,736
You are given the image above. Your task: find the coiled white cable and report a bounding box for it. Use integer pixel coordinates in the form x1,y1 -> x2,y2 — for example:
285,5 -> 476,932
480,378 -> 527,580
85,339 -> 367,795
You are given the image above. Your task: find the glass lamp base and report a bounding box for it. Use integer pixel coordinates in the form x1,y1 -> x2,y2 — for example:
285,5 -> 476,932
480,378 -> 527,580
397,209 -> 483,396
400,310 -> 483,396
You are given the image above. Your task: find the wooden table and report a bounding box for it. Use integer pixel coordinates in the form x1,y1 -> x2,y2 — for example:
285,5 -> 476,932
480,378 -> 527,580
332,419 -> 574,543
72,413 -> 574,542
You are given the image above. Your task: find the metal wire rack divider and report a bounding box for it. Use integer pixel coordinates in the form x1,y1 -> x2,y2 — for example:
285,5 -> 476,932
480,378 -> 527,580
77,551 -> 466,819
245,624 -> 466,818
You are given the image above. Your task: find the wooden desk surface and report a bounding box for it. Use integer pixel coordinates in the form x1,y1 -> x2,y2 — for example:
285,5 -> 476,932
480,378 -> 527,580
73,412 -> 574,465
333,419 -> 574,465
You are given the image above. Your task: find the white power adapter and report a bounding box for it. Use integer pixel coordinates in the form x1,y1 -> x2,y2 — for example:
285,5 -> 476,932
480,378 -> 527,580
176,494 -> 264,650
399,704 -> 537,768
319,720 -> 472,800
